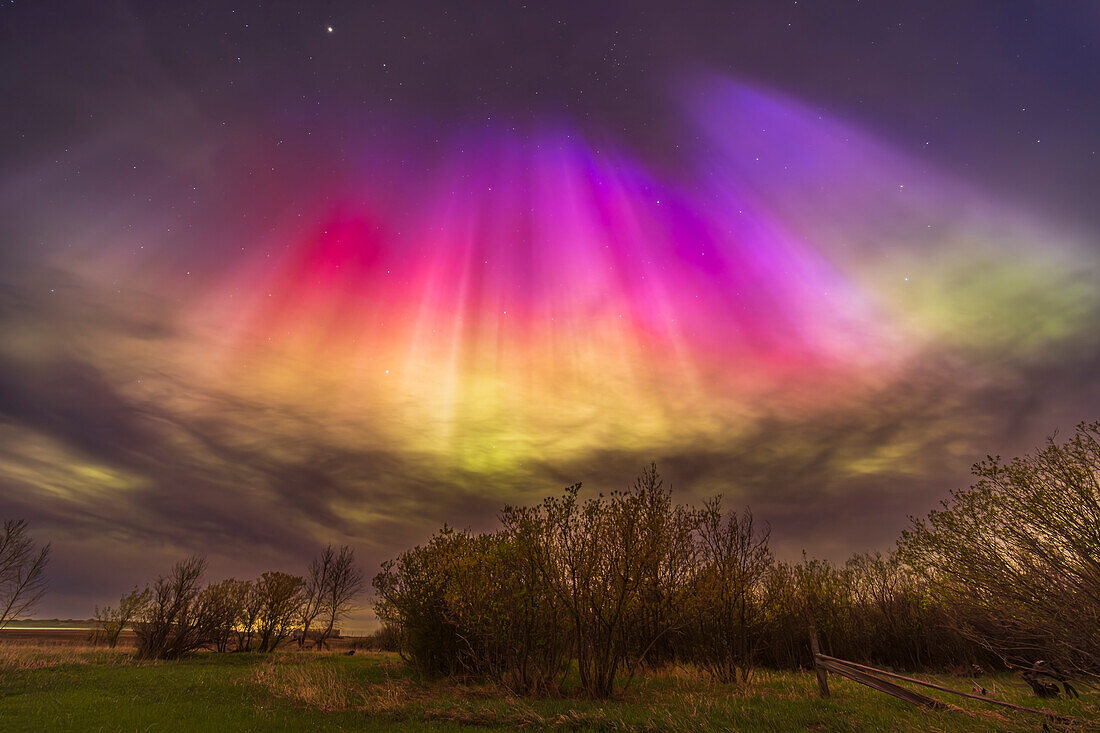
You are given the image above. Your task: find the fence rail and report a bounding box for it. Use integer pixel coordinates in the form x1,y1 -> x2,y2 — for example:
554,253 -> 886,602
808,630 -> 1082,726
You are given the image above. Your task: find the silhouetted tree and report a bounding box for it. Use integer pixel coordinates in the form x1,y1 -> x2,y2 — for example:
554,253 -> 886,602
201,578 -> 250,653
314,545 -> 365,649
234,580 -> 262,652
254,571 -> 303,652
299,545 -> 337,648
94,586 -> 150,648
373,460 -> 1019,698
0,519 -> 50,630
134,556 -> 210,660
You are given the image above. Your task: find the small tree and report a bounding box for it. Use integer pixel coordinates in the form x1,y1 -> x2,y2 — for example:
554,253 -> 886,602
0,519 -> 51,630
503,466 -> 694,698
254,571 -> 303,652
678,501 -> 773,684
299,546 -> 337,648
202,579 -> 250,653
134,556 -> 210,660
94,586 -> 150,648
234,580 -> 262,652
314,545 -> 365,649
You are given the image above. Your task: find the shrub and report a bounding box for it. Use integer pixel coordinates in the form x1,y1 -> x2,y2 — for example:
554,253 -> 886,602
254,571 -> 304,652
134,556 -> 210,660
500,468 -> 697,697
374,528 -> 466,677
901,421 -> 1100,679
675,501 -> 773,683
93,586 -> 150,648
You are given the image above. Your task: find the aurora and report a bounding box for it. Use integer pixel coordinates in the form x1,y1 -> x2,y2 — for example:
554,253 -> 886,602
1,1 -> 1098,622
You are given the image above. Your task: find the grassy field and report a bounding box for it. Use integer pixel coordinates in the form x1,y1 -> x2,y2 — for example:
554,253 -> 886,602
0,641 -> 1096,732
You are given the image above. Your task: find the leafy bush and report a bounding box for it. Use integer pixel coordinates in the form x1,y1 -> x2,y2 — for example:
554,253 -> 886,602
374,462 -> 1011,697
901,421 -> 1100,679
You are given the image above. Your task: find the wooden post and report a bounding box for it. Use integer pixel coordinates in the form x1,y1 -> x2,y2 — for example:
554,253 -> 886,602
810,626 -> 829,698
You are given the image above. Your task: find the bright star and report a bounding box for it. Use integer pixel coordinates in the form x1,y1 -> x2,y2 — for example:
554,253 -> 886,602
326,26 -> 334,33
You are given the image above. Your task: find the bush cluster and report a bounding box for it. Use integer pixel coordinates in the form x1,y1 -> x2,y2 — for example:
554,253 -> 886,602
374,465 -> 982,698
900,420 -> 1100,680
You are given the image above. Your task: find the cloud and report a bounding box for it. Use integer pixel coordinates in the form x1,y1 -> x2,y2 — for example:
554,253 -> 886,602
1,73 -> 1098,619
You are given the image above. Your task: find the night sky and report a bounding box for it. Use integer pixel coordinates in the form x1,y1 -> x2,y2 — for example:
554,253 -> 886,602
2,1 -> 1099,622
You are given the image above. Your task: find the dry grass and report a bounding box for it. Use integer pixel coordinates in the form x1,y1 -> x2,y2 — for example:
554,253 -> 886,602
250,660 -> 791,732
253,661 -> 361,712
253,657 -> 430,715
253,660 -> 562,727
0,643 -> 130,671
249,656 -> 1100,733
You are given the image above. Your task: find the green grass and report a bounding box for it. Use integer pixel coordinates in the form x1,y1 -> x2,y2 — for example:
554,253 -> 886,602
1,645 -> 1096,732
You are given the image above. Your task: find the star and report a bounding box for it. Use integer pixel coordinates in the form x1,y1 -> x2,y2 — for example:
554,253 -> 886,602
326,26 -> 334,33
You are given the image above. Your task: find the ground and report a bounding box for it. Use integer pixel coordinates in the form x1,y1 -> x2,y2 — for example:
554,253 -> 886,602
0,638 -> 1096,731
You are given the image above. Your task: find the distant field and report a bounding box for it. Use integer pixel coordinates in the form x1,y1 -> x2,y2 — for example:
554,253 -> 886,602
0,624 -> 102,647
2,621 -> 94,630
0,641 -> 1095,732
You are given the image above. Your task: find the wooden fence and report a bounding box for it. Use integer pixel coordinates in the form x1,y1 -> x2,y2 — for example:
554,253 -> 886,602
809,628 -> 1083,727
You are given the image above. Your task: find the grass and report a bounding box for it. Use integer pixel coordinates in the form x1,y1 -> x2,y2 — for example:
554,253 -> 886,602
0,643 -> 1096,732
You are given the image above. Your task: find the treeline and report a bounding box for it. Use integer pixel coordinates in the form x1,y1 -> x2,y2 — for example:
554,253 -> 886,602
95,545 -> 365,660
373,468 -> 975,697
375,422 -> 1100,698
